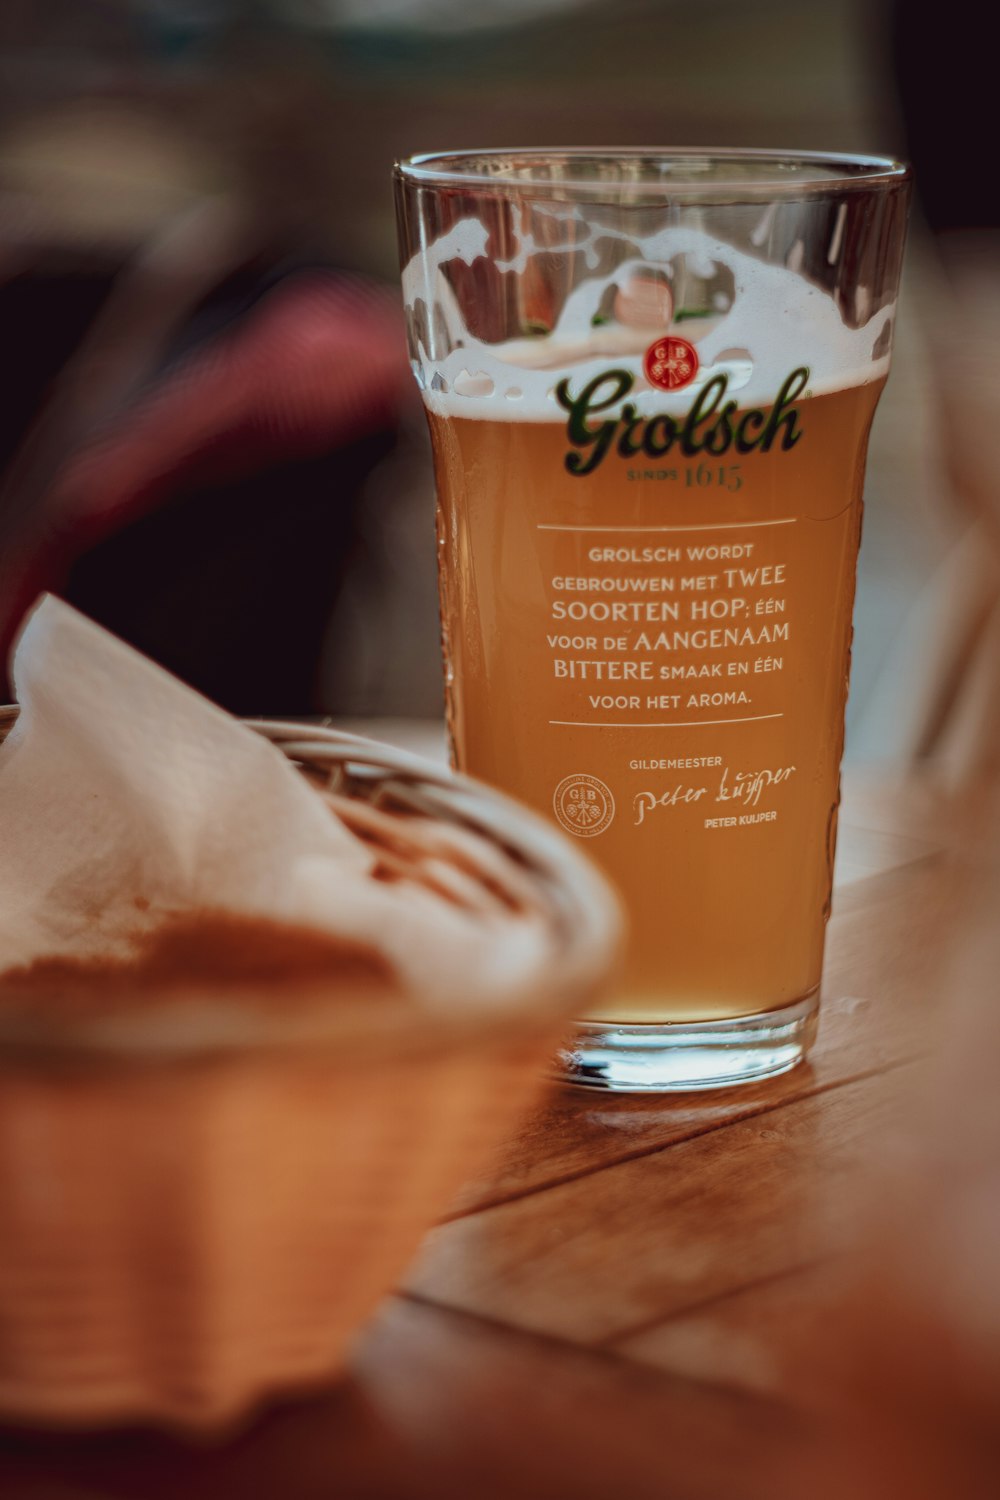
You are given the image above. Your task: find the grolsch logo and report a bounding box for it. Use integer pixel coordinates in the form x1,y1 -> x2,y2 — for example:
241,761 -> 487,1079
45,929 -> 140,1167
555,366 -> 809,478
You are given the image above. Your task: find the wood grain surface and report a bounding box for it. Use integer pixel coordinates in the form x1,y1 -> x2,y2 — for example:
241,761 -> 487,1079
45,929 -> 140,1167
0,756 -> 959,1499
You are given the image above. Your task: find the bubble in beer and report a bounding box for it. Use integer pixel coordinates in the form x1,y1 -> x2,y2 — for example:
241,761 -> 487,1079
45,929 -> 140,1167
613,271 -> 674,330
871,321 -> 892,360
453,370 -> 495,398
826,203 -> 847,265
713,348 -> 753,390
750,202 -> 778,247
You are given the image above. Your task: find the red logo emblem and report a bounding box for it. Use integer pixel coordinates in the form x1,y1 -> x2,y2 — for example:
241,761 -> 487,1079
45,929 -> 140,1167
643,335 -> 699,392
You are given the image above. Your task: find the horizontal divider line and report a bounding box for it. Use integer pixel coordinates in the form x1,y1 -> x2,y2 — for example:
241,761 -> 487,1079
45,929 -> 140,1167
549,713 -> 784,728
536,519 -> 798,533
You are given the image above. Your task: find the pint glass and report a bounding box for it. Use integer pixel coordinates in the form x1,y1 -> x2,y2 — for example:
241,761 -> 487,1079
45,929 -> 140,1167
394,150 -> 910,1090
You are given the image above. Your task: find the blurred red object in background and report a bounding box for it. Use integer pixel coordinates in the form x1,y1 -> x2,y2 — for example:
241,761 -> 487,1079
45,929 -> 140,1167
0,252 -> 410,712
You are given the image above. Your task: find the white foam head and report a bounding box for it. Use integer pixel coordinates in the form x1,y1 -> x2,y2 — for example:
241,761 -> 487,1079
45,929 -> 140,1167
401,214 -> 894,420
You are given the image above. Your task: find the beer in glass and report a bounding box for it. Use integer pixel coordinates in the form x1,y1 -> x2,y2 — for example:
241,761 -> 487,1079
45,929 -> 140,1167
395,150 -> 910,1089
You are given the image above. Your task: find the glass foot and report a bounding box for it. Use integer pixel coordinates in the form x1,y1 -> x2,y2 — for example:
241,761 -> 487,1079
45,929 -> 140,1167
557,992 -> 819,1092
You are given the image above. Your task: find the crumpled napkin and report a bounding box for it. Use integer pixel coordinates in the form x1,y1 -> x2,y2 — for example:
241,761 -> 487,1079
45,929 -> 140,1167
0,597 -> 549,1004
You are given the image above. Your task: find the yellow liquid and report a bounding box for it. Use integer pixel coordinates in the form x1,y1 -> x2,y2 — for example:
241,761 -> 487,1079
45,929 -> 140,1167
428,380 -> 883,1022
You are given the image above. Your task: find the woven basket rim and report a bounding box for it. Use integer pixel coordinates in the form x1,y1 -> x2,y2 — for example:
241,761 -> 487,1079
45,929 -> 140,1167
0,708 -> 621,1063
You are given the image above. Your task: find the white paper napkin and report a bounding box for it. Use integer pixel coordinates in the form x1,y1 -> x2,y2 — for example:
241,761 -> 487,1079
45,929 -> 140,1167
0,597 -> 549,1003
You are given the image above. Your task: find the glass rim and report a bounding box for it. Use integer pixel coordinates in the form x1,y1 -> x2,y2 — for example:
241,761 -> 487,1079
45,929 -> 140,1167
394,146 -> 910,199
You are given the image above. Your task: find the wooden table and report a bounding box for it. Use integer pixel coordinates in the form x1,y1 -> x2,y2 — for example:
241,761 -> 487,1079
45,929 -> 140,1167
0,727 -> 951,1500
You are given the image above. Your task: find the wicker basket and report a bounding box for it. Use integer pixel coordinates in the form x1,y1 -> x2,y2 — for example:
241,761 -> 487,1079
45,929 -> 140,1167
0,710 -> 619,1431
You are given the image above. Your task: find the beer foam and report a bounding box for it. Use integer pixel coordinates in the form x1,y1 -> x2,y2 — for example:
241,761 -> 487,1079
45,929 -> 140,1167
401,217 -> 894,420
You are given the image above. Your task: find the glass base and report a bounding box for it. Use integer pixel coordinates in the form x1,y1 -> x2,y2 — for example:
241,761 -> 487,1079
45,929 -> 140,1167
557,992 -> 819,1092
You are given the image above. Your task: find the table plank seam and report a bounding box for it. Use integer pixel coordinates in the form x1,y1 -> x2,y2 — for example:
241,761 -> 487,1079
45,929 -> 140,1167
597,1254 -> 835,1351
394,1289 -> 808,1420
443,1053 -> 921,1223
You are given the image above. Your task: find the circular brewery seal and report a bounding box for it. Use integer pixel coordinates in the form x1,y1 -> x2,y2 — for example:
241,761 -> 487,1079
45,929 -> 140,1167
552,774 -> 615,838
643,334 -> 700,392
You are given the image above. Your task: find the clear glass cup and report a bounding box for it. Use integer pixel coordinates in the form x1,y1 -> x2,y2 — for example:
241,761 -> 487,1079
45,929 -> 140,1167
394,149 -> 910,1090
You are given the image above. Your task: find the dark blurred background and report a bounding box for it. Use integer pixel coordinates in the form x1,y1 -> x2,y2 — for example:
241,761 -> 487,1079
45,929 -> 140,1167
4,10 -> 1000,1496
0,0 -> 991,771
